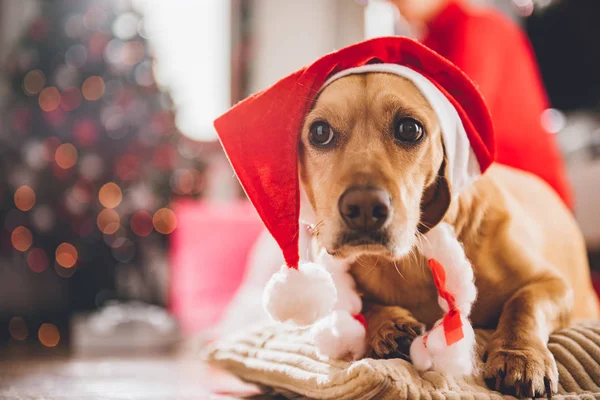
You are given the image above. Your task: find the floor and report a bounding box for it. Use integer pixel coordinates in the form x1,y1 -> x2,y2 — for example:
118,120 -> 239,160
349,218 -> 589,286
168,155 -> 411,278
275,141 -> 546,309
0,354 -> 264,400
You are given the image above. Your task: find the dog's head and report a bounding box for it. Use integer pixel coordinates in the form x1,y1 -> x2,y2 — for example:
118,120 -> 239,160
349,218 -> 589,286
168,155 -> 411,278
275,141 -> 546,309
299,73 -> 451,259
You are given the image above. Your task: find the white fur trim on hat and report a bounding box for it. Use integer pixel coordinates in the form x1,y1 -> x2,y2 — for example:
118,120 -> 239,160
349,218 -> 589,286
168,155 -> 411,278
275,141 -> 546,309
263,262 -> 337,326
321,64 -> 481,195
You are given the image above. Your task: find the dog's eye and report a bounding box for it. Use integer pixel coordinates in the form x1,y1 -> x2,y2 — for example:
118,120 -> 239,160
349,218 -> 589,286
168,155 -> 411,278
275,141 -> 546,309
309,122 -> 335,147
394,118 -> 424,143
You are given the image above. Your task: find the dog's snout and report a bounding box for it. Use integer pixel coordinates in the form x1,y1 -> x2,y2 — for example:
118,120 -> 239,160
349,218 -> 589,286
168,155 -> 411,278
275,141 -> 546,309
338,186 -> 391,231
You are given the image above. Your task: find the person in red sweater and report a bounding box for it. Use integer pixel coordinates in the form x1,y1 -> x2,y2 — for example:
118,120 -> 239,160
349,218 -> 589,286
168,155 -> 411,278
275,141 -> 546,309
389,0 -> 573,208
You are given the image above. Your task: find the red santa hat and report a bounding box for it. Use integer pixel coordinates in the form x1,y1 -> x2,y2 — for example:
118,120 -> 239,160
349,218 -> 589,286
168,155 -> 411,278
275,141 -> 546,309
214,37 -> 494,368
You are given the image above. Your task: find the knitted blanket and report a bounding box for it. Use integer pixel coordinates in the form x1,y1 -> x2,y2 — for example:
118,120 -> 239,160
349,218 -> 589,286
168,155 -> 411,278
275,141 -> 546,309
204,321 -> 600,399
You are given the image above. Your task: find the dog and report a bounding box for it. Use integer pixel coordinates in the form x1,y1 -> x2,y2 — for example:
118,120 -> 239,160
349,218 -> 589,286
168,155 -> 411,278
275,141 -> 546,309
297,72 -> 600,397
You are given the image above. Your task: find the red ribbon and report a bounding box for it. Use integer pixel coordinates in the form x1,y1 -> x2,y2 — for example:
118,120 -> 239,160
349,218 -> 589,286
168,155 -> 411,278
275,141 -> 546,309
353,314 -> 367,329
428,258 -> 464,346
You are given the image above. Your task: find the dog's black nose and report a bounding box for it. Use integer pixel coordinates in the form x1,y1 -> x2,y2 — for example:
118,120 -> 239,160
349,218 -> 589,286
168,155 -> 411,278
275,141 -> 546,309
338,186 -> 391,231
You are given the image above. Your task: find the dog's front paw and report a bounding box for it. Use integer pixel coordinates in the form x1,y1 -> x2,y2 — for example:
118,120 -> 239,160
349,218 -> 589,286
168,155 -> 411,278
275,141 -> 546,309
365,307 -> 425,360
484,339 -> 558,398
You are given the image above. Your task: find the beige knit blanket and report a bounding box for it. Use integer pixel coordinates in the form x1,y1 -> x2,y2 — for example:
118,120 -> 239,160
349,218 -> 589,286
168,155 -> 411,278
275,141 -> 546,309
204,321 -> 600,399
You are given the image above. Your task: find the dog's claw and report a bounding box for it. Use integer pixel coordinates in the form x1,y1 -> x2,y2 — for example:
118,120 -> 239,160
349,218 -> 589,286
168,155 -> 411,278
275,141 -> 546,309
495,373 -> 503,392
545,377 -> 553,400
526,379 -> 534,398
405,326 -> 417,337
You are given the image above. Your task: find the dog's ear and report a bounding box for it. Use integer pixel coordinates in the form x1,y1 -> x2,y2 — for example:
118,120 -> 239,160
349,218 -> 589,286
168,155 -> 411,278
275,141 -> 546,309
418,157 -> 451,234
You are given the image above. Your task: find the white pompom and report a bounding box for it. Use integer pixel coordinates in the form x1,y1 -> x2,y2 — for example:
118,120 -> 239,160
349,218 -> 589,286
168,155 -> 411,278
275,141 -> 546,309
410,336 -> 432,371
430,321 -> 475,376
312,310 -> 366,360
263,262 -> 336,326
409,315 -> 476,376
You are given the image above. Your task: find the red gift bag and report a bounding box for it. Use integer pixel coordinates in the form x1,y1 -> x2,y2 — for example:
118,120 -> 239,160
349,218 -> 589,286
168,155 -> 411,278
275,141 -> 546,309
169,200 -> 264,334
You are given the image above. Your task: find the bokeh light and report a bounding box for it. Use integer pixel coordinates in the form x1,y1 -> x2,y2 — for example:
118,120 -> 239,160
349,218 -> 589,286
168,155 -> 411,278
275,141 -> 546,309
23,69 -> 46,95
512,0 -> 534,17
134,61 -> 153,87
65,189 -> 87,215
122,40 -> 145,65
152,208 -> 177,234
65,44 -> 88,68
88,32 -> 110,57
11,226 -> 33,252
43,107 -> 66,128
72,180 -> 93,204
130,210 -> 153,237
82,4 -> 106,31
55,264 -> 77,278
32,205 -> 55,232
113,12 -> 139,40
73,118 -> 99,147
27,248 -> 49,273
99,182 -> 122,208
8,317 -> 29,341
38,86 -> 61,112
55,143 -> 78,169
104,225 -> 126,247
79,153 -> 104,180
14,185 -> 36,211
10,165 -> 34,188
38,323 -> 60,347
65,14 -> 85,39
115,154 -> 141,181
55,242 -> 78,268
42,137 -> 61,161
171,168 -> 204,195
82,75 -> 105,101
540,108 -> 566,134
23,140 -> 47,170
60,86 -> 83,111
112,238 -> 135,263
97,208 -> 120,234
104,38 -> 124,64
152,144 -> 176,170
128,184 -> 156,211
101,105 -> 125,134
55,64 -> 78,89
171,169 -> 194,195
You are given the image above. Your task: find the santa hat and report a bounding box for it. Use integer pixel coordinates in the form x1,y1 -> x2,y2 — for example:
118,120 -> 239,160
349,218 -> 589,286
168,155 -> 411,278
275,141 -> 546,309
214,37 -> 494,374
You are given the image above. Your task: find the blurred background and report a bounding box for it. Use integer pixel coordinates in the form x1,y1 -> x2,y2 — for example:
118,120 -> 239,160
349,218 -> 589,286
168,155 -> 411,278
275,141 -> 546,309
0,0 -> 599,388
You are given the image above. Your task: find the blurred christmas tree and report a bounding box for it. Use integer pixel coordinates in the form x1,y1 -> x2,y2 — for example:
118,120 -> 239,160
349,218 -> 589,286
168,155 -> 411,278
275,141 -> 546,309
0,0 -> 206,336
